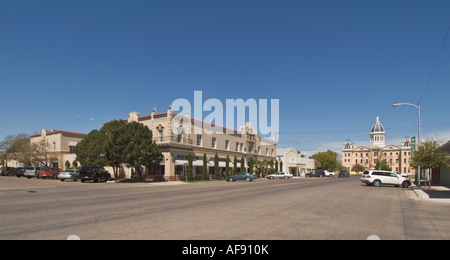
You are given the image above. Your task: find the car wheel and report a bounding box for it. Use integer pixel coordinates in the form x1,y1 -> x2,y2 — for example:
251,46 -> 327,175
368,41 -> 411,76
373,180 -> 381,187
401,181 -> 410,188
229,178 -> 234,182
246,178 -> 251,182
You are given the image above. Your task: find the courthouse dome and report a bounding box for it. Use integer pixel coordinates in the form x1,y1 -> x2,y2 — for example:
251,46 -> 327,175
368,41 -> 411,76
370,116 -> 385,133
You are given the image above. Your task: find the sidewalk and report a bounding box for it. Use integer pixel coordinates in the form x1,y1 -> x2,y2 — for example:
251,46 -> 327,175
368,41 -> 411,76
409,184 -> 450,204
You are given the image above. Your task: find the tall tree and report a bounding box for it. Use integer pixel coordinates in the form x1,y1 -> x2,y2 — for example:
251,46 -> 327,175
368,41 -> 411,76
233,156 -> 238,174
203,153 -> 208,180
225,155 -> 230,177
214,153 -> 220,179
187,153 -> 193,180
75,130 -> 107,167
102,120 -> 128,178
123,122 -> 163,180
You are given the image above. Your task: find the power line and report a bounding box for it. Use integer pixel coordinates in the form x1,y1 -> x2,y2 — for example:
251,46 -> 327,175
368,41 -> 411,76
418,26 -> 450,104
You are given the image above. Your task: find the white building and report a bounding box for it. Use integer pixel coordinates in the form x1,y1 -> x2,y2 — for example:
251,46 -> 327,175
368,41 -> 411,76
277,147 -> 315,176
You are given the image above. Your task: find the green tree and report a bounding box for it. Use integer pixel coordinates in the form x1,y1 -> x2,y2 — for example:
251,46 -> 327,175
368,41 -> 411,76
225,155 -> 230,177
375,160 -> 392,171
123,122 -> 163,180
275,159 -> 279,173
187,153 -> 193,180
76,130 -> 107,167
412,139 -> 450,187
313,150 -> 340,171
240,157 -> 245,172
203,153 -> 208,180
233,156 -> 238,174
102,120 -> 128,178
412,139 -> 450,169
214,153 -> 220,179
351,163 -> 366,174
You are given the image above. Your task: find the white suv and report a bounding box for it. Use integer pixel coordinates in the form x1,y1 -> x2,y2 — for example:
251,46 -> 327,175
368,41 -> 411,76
361,170 -> 411,188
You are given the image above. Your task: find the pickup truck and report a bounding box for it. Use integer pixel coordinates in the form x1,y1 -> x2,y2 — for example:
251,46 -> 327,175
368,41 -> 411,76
79,166 -> 111,183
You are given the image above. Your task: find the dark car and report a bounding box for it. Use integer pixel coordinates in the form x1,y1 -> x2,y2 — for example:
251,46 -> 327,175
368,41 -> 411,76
15,167 -> 25,178
226,172 -> 256,182
79,166 -> 111,183
305,170 -> 326,178
1,167 -> 16,176
338,171 -> 350,178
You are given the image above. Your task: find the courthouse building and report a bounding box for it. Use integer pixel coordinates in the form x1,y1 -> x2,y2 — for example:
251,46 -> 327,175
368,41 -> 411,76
116,106 -> 277,180
342,117 -> 412,174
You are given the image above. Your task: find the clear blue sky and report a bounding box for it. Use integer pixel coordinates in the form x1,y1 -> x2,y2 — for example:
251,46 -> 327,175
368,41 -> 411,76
1,0 -> 450,155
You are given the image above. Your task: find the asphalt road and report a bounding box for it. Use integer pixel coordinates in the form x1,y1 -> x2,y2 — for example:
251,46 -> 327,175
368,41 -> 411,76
0,176 -> 449,240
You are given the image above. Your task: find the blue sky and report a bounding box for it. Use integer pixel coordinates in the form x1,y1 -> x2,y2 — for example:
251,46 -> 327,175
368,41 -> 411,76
1,0 -> 450,155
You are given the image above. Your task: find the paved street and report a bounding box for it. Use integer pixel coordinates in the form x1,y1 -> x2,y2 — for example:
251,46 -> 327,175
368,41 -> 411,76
0,176 -> 449,240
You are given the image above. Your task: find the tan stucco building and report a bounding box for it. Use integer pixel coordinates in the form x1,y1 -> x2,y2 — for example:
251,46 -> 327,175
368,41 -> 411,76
30,129 -> 87,170
114,106 -> 277,180
342,117 -> 412,174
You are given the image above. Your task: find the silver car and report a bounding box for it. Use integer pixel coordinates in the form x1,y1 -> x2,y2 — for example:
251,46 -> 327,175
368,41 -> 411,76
267,172 -> 294,180
24,167 -> 40,179
58,169 -> 80,182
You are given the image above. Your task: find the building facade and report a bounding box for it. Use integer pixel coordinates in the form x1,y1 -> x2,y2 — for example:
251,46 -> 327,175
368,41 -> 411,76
115,106 -> 277,180
276,147 -> 315,176
342,117 -> 412,174
30,129 -> 87,170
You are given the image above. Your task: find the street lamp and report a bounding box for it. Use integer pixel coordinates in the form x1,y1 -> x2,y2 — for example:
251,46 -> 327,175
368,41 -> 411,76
392,103 -> 421,186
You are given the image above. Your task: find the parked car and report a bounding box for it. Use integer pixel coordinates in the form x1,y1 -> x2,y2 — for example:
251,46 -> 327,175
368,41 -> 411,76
361,170 -> 411,188
324,171 -> 335,177
267,172 -> 293,180
1,167 -> 16,176
305,170 -> 326,178
226,172 -> 256,182
338,171 -> 350,178
38,167 -> 52,179
24,167 -> 40,179
58,169 -> 80,182
79,166 -> 111,183
15,167 -> 25,178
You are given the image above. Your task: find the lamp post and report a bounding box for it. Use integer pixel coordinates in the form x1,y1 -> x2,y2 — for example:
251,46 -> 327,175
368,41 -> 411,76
392,103 -> 421,186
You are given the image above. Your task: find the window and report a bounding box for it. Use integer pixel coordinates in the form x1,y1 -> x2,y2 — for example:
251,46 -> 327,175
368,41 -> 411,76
197,135 -> 202,146
212,138 -> 217,148
225,140 -> 229,150
236,142 -> 239,152
158,129 -> 163,142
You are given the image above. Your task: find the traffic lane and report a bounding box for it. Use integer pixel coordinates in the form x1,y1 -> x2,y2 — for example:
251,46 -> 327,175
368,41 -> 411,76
0,177 -> 348,239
